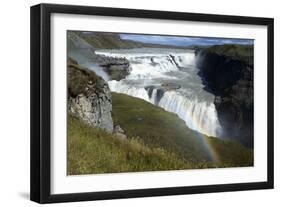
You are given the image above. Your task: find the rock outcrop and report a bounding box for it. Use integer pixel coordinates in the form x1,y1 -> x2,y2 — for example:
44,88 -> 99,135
113,125 -> 127,140
67,31 -> 131,81
67,58 -> 113,132
161,83 -> 181,90
94,55 -> 131,81
145,83 -> 181,105
196,47 -> 253,148
145,86 -> 165,105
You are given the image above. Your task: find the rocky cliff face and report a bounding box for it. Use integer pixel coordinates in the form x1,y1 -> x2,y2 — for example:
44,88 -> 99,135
67,31 -> 131,81
91,54 -> 131,81
196,48 -> 253,148
67,58 -> 113,132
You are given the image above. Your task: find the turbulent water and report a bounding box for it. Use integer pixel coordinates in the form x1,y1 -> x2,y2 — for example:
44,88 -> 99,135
95,48 -> 222,137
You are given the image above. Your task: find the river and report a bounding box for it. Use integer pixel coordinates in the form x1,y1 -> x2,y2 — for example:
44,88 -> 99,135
95,48 -> 222,138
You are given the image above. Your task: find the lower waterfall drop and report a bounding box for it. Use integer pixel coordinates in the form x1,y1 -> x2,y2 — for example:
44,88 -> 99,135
98,48 -> 222,138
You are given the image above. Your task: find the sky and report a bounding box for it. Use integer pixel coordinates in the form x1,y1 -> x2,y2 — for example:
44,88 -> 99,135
120,34 -> 254,46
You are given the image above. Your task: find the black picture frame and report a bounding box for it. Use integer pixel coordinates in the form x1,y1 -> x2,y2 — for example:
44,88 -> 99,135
30,3 -> 274,204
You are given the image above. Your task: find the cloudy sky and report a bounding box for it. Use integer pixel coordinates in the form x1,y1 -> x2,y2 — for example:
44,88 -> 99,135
120,34 -> 254,46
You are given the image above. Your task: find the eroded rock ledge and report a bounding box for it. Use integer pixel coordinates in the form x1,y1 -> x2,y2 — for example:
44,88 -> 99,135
91,53 -> 131,81
67,57 -> 113,133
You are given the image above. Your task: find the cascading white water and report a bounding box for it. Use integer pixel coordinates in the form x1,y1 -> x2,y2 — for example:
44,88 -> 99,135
96,48 -> 222,137
96,48 -> 194,79
108,80 -> 150,102
158,91 -> 221,137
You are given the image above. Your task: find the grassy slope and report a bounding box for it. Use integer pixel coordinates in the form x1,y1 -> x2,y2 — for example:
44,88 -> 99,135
67,93 -> 252,175
68,93 -> 253,175
80,32 -> 142,49
111,93 -> 253,167
68,115 -> 203,175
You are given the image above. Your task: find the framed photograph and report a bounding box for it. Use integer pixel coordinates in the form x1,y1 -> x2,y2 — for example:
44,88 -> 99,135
30,3 -> 274,203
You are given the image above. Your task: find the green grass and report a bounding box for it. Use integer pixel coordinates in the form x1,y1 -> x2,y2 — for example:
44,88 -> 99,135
67,92 -> 253,175
67,115 -> 210,175
111,92 -> 253,166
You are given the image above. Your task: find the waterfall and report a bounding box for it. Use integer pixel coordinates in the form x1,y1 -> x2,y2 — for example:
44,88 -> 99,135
158,91 -> 221,137
108,80 -> 150,102
96,48 -> 195,79
96,48 -> 222,138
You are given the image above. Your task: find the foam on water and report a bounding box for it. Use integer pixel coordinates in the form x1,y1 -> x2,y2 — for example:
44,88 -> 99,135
96,48 -> 222,137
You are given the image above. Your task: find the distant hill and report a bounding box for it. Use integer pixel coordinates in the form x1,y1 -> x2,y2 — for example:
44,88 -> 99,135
68,31 -> 193,50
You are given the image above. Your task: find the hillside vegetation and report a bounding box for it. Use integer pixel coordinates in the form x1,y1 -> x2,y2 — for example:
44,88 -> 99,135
68,115 -> 203,175
202,44 -> 254,65
112,93 -> 253,166
68,92 -> 253,175
74,31 -> 141,49
67,58 -> 103,97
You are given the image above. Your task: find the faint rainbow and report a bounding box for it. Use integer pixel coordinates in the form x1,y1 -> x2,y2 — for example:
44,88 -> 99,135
188,114 -> 222,164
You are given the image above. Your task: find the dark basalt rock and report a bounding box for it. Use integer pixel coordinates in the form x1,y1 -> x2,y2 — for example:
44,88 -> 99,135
155,89 -> 165,104
169,54 -> 182,69
92,53 -> 131,81
144,86 -> 165,104
145,86 -> 156,99
161,83 -> 181,90
145,83 -> 181,105
197,51 -> 253,148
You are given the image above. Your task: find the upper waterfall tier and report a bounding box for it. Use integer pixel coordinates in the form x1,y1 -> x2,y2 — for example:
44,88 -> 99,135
95,48 -> 222,138
95,48 -> 196,79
